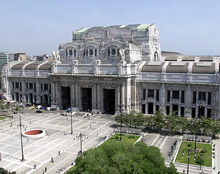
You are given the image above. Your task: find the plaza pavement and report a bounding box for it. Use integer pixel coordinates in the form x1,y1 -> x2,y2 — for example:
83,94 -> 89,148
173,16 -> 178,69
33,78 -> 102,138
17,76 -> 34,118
0,111 -> 115,174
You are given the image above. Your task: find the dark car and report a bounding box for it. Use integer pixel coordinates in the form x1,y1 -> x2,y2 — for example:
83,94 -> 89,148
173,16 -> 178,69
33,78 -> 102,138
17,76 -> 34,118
36,110 -> 43,113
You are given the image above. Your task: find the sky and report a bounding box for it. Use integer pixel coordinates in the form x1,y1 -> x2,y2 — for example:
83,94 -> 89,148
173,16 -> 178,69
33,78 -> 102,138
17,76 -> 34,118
0,0 -> 219,56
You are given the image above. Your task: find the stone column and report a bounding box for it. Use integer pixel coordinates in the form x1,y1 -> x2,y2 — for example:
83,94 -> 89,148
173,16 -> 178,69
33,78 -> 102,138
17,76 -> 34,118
36,81 -> 41,104
160,84 -> 166,114
196,91 -> 199,118
71,83 -> 75,107
205,92 -> 208,117
121,83 -> 125,111
51,82 -> 55,105
117,85 -> 121,111
97,85 -> 101,110
92,85 -> 96,110
185,85 -> 191,118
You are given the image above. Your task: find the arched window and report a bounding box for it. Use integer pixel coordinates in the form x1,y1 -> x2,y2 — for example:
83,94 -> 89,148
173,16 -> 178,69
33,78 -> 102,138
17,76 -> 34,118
84,47 -> 97,57
107,46 -> 119,57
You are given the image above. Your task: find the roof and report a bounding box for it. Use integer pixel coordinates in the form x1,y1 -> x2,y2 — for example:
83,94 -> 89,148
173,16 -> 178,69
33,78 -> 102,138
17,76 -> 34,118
141,61 -> 217,74
73,24 -> 152,35
25,61 -> 43,70
39,61 -> 52,70
11,61 -> 29,70
11,61 -> 52,71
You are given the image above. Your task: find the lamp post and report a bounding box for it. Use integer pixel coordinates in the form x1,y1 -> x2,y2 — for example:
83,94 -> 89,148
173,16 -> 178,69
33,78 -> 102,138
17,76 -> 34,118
187,149 -> 190,174
120,84 -> 122,142
70,111 -> 73,134
77,133 -> 86,155
18,100 -> 25,161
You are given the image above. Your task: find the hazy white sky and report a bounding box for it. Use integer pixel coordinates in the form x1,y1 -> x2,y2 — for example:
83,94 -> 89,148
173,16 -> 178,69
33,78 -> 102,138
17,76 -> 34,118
0,0 -> 219,56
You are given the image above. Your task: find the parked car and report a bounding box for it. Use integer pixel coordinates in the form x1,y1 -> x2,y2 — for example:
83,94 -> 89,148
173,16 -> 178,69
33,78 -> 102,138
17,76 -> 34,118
36,105 -> 41,109
25,103 -> 32,107
41,106 -> 46,110
51,105 -> 59,111
71,107 -> 79,112
46,107 -> 51,111
28,105 -> 35,110
36,110 -> 43,113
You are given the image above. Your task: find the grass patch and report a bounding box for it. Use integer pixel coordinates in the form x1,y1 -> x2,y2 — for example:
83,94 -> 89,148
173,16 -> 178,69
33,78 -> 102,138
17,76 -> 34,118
102,134 -> 139,145
175,141 -> 212,167
0,116 -> 6,120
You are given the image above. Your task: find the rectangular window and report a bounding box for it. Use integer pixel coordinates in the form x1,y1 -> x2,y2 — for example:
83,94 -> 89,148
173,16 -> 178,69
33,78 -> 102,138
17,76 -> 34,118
181,107 -> 184,117
44,84 -> 48,91
167,90 -> 170,102
207,109 -> 211,118
49,84 -> 51,93
142,104 -> 145,114
181,91 -> 185,103
112,48 -> 116,56
34,83 -> 36,92
148,89 -> 154,98
26,95 -> 28,102
29,83 -> 33,89
166,106 -> 170,115
199,92 -> 206,101
95,49 -> 97,57
117,49 -> 120,56
156,89 -> 159,101
192,108 -> 196,118
15,82 -> 19,88
143,89 -> 146,100
34,95 -> 37,103
26,83 -> 28,91
74,49 -> 76,57
86,49 -> 88,56
108,49 -> 110,56
20,94 -> 22,101
69,49 -> 72,56
12,95 -> 14,100
66,50 -> 68,56
208,92 -> 211,105
156,105 -> 159,111
13,82 -> 14,89
172,90 -> 179,99
89,49 -> 93,56
193,91 -> 196,104
20,83 -> 22,91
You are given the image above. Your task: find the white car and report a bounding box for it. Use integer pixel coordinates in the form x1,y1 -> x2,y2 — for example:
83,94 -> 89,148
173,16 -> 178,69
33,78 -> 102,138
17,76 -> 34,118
46,107 -> 51,111
36,105 -> 41,109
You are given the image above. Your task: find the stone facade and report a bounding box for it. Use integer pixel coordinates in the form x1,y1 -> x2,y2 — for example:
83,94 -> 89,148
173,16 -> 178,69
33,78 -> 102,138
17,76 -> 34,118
2,24 -> 220,118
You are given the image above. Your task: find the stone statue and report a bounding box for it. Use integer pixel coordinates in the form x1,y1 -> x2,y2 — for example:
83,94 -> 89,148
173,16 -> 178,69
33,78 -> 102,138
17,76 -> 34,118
119,49 -> 126,62
72,60 -> 78,74
52,51 -> 61,63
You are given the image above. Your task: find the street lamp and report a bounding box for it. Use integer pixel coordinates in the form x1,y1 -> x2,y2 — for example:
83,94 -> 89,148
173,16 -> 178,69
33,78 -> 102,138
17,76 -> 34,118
70,111 -> 74,134
18,99 -> 25,161
187,149 -> 190,174
76,133 -> 86,155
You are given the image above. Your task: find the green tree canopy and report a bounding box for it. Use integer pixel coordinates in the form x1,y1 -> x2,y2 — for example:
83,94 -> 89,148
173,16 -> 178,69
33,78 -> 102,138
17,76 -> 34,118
67,142 -> 177,174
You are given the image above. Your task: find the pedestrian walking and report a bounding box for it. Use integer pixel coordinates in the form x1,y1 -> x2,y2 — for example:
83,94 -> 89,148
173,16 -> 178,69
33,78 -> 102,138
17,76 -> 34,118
45,167 -> 47,172
51,157 -> 54,163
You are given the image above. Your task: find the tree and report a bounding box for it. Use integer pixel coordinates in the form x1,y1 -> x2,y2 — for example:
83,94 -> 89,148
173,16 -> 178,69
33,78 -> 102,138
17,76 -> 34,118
151,111 -> 165,133
68,142 -> 178,174
165,112 -> 179,135
0,168 -> 16,174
